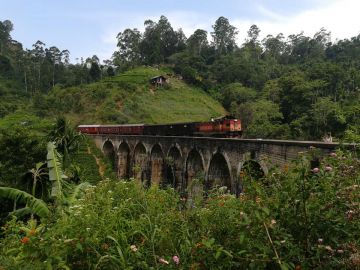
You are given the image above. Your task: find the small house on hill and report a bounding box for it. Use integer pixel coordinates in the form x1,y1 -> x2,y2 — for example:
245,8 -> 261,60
150,75 -> 168,87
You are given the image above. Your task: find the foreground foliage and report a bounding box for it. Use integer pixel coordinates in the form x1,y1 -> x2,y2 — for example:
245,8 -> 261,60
1,150 -> 359,269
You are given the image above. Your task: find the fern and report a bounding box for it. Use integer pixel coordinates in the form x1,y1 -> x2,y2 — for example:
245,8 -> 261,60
0,187 -> 49,218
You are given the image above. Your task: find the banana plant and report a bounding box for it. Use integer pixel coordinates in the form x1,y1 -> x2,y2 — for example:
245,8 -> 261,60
0,187 -> 49,218
47,142 -> 68,202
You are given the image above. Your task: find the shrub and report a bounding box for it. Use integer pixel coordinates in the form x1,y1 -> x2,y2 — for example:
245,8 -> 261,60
1,151 -> 359,269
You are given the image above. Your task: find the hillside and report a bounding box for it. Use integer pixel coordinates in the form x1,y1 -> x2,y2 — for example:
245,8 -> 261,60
48,66 -> 226,125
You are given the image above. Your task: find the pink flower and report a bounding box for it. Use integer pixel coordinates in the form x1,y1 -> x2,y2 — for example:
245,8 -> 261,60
318,238 -> 324,244
329,152 -> 337,157
172,255 -> 180,265
312,168 -> 320,173
159,258 -> 169,265
337,249 -> 344,254
325,166 -> 332,172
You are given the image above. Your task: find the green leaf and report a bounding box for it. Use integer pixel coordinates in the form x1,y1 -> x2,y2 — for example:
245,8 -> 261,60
0,187 -> 49,218
47,142 -> 67,199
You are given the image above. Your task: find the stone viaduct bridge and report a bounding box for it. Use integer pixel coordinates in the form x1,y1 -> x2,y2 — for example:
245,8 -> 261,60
90,134 -> 338,195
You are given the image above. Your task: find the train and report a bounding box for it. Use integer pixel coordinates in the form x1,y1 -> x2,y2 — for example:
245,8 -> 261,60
77,116 -> 242,137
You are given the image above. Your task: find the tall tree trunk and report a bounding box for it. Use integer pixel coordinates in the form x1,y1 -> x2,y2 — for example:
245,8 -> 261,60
24,70 -> 28,93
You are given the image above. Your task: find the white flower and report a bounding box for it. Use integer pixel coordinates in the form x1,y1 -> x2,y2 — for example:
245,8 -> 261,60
86,227 -> 91,231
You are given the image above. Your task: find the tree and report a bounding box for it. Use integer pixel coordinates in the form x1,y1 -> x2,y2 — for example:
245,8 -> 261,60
211,16 -> 238,55
309,97 -> 345,138
115,28 -> 142,65
46,46 -> 61,87
187,29 -> 208,56
28,40 -> 48,93
262,33 -> 285,61
0,128 -> 45,189
89,61 -> 101,82
0,20 -> 13,54
221,82 -> 257,109
47,117 -> 84,169
232,100 -> 289,138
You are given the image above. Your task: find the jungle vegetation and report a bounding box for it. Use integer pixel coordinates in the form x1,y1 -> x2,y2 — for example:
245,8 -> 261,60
0,16 -> 360,269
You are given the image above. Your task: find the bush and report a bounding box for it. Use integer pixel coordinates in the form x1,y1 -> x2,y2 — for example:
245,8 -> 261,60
1,151 -> 359,269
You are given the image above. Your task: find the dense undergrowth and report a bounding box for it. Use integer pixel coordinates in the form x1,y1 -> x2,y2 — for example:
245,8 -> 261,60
1,150 -> 359,269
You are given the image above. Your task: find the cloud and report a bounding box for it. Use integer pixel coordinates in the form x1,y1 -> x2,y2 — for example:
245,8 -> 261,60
97,0 -> 360,61
233,0 -> 360,44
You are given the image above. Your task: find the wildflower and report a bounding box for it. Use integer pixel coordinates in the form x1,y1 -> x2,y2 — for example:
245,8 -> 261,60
102,243 -> 109,250
240,211 -> 245,216
86,227 -> 91,231
172,255 -> 180,265
218,201 -> 225,207
130,245 -> 138,252
318,238 -> 324,244
350,253 -> 360,266
255,196 -> 261,204
337,249 -> 344,254
330,152 -> 337,157
20,236 -> 30,244
270,219 -> 277,227
108,190 -> 113,194
312,167 -> 320,173
29,229 -> 36,236
283,164 -> 289,172
325,166 -> 333,172
325,245 -> 333,252
195,242 -> 204,248
280,240 -> 286,244
159,258 -> 169,265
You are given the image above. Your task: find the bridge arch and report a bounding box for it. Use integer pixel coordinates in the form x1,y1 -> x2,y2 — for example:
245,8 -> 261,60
117,141 -> 131,179
207,152 -> 232,192
185,148 -> 205,195
150,144 -> 164,185
102,140 -> 116,170
133,142 -> 148,185
237,160 -> 266,182
165,145 -> 183,190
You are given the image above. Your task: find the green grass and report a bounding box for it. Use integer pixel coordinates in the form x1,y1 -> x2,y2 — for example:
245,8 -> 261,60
49,66 -> 226,124
0,110 -> 53,135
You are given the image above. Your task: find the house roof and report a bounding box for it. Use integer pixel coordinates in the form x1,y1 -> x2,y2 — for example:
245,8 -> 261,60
150,75 -> 167,80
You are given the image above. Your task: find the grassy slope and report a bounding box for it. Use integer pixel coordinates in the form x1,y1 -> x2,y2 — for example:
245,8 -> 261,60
51,66 -> 226,124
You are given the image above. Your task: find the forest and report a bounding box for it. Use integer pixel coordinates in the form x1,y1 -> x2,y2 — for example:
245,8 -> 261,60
0,15 -> 359,269
1,16 -> 360,140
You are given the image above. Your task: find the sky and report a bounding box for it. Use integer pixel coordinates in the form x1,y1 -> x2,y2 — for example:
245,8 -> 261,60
2,0 -> 360,63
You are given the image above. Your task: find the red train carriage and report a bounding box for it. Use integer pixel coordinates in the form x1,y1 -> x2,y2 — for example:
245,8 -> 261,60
78,124 -> 144,135
77,125 -> 100,134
